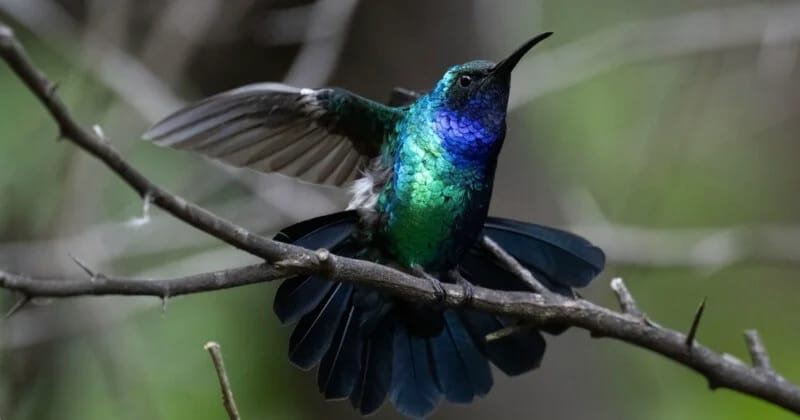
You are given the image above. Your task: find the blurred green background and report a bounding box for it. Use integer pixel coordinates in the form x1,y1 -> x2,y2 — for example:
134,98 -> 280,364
1,0 -> 799,419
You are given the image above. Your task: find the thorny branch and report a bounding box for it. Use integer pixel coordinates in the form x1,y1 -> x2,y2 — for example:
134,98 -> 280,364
1,20 -> 800,416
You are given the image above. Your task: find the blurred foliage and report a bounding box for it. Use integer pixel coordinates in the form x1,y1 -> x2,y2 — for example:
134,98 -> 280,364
1,1 -> 799,419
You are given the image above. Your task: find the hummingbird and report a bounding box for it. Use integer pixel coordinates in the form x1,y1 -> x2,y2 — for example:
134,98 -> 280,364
144,32 -> 605,418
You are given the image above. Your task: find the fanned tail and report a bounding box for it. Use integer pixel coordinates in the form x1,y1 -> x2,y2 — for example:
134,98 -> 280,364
462,217 -> 606,339
482,217 -> 605,288
273,212 -> 605,418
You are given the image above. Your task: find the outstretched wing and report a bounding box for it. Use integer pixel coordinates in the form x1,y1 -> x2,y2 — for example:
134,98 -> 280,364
143,83 -> 404,186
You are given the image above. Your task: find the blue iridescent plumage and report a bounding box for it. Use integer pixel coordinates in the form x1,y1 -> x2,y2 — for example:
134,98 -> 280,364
145,32 -> 606,418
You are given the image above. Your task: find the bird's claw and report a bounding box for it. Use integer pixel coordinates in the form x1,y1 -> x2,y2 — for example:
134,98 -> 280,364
412,265 -> 446,306
449,269 -> 474,307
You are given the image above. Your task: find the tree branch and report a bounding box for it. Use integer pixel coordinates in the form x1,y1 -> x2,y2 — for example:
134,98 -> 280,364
0,264 -> 283,298
2,20 -> 800,416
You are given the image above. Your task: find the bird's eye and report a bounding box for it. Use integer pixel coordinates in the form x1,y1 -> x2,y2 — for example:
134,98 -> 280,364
459,75 -> 473,87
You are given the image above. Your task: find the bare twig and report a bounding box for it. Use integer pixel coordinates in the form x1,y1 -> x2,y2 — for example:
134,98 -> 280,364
0,264 -> 284,298
480,235 -> 552,296
204,342 -> 241,420
2,20 -> 800,416
610,277 -> 644,319
745,330 -> 774,372
686,297 -> 707,349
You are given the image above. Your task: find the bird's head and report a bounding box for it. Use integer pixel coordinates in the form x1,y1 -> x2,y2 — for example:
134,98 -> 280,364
426,32 -> 552,165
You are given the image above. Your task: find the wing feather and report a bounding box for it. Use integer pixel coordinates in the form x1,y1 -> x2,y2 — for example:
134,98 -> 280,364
144,83 -> 403,186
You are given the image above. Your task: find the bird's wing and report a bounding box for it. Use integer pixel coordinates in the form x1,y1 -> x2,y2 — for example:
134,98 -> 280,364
143,83 -> 403,186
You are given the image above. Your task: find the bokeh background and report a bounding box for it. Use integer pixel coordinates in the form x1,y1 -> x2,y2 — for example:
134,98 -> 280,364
1,0 -> 799,419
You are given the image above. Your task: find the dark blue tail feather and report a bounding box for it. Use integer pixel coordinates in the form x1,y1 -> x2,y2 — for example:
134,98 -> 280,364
350,318 -> 394,415
430,311 -> 493,402
288,283 -> 353,370
483,217 -> 605,287
273,212 -> 604,418
389,324 -> 442,418
274,276 -> 333,325
459,310 -> 546,376
318,305 -> 363,399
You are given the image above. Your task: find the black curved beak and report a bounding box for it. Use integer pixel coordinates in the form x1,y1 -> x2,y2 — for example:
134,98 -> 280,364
490,32 -> 553,82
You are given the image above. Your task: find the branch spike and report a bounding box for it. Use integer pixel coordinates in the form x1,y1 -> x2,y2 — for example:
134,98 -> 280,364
5,294 -> 31,318
686,297 -> 707,350
69,253 -> 98,281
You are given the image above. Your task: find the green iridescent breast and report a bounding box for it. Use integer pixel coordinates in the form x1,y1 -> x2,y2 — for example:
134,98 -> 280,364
377,110 -> 492,269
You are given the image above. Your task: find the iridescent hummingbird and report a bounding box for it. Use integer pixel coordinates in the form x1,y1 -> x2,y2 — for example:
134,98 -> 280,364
144,32 -> 605,418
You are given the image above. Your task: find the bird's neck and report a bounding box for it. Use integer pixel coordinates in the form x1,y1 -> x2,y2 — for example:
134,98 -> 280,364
414,95 -> 506,167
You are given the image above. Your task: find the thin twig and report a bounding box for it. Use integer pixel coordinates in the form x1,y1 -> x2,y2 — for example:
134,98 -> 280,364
480,235 -> 552,296
610,278 -> 644,319
2,21 -> 800,416
204,342 -> 241,420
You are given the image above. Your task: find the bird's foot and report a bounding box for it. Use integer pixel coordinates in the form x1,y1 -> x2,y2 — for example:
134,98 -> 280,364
411,265 -> 446,305
448,269 -> 474,307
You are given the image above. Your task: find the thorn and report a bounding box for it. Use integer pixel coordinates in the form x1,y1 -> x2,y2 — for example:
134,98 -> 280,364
69,253 -> 99,281
5,294 -> 31,318
127,192 -> 152,228
685,297 -> 707,350
161,295 -> 169,314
